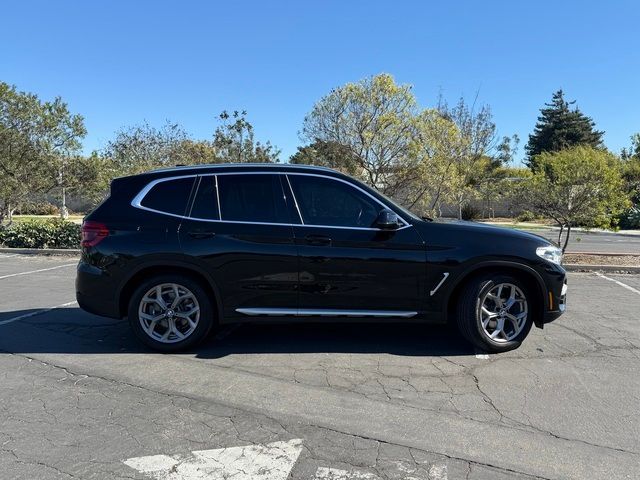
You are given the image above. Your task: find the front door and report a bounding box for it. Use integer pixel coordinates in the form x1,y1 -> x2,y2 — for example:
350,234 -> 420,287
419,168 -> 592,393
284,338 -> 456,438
285,174 -> 426,316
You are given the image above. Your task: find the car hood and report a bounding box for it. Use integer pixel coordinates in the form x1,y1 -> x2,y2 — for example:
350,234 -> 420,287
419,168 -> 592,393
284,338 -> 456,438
413,219 -> 555,247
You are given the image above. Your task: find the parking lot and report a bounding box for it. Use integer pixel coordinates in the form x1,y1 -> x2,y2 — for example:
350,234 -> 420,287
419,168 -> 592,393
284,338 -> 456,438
1,254 -> 639,480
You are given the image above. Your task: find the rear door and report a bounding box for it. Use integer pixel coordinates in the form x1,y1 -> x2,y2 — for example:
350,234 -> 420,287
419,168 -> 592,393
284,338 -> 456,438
179,173 -> 299,320
285,173 -> 426,316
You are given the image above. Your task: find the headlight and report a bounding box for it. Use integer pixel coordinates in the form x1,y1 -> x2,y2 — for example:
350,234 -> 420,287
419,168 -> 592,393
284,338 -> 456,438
536,245 -> 563,265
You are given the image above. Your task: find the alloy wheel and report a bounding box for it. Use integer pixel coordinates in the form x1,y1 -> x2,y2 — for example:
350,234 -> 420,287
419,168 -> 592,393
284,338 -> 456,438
138,283 -> 200,344
478,282 -> 528,342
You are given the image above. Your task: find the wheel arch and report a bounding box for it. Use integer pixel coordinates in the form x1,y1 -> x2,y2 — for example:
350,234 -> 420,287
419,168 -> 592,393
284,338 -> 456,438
117,260 -> 223,321
444,261 -> 548,328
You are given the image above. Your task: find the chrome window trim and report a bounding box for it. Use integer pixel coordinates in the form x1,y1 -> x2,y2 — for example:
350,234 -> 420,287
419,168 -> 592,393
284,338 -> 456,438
131,171 -> 412,231
214,174 -> 222,219
131,174 -> 198,220
235,307 -> 418,318
284,174 -> 304,225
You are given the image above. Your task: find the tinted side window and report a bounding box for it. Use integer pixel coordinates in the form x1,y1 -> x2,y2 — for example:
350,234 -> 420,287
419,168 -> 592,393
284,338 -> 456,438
288,175 -> 380,227
140,177 -> 195,216
217,174 -> 288,223
189,176 -> 220,220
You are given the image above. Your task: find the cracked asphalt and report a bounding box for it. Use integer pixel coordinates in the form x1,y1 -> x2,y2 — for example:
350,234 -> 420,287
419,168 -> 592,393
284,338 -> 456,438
1,254 -> 639,479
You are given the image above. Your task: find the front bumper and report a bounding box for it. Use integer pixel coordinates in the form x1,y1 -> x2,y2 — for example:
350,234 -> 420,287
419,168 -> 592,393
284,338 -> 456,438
540,275 -> 567,326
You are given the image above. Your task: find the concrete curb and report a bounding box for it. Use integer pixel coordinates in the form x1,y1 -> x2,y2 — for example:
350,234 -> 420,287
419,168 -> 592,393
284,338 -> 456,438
564,264 -> 640,274
0,247 -> 80,256
482,222 -> 640,237
568,252 -> 640,257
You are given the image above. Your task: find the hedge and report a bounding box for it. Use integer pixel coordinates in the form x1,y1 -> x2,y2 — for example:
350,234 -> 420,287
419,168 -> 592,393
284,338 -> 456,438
0,219 -> 81,249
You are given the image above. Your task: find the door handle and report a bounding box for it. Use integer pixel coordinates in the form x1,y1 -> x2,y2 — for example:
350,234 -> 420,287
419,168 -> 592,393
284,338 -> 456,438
305,234 -> 331,246
188,230 -> 216,239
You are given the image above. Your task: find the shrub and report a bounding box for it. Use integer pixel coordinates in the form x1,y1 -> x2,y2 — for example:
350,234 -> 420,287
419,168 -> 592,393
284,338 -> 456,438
17,202 -> 60,216
619,206 -> 640,230
516,210 -> 539,222
461,203 -> 481,220
0,219 -> 80,249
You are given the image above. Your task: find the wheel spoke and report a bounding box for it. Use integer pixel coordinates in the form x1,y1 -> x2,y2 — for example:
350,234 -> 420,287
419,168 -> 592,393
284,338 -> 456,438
504,313 -> 520,330
160,326 -> 171,341
147,319 -> 158,334
481,306 -> 498,318
139,312 -> 162,322
155,286 -> 168,309
504,286 -> 517,309
176,306 -> 199,318
172,293 -> 195,310
170,284 -> 181,308
169,319 -> 185,340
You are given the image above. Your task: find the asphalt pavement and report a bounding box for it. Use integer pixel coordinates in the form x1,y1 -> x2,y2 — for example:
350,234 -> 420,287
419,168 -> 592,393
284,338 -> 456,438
1,253 -> 639,479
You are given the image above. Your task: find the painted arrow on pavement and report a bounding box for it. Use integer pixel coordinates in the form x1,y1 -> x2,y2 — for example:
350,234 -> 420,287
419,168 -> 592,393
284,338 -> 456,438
123,438 -> 303,480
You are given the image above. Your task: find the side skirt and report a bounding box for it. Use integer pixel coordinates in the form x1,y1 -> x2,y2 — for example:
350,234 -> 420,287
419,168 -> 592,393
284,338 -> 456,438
235,308 -> 418,318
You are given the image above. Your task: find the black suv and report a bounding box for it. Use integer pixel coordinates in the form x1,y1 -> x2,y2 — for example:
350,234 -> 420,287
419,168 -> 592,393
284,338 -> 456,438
76,164 -> 567,353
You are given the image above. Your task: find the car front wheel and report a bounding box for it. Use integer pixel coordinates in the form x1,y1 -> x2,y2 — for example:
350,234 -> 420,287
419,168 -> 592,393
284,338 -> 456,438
128,275 -> 214,352
456,274 -> 534,353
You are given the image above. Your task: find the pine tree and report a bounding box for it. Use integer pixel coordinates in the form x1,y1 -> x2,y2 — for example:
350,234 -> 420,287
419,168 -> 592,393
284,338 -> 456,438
525,90 -> 604,169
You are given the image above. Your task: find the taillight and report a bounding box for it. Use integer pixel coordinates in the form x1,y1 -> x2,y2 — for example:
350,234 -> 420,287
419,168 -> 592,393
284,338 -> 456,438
81,221 -> 109,247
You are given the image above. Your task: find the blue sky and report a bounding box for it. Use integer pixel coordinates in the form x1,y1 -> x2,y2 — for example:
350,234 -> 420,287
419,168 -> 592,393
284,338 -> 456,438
1,1 -> 638,163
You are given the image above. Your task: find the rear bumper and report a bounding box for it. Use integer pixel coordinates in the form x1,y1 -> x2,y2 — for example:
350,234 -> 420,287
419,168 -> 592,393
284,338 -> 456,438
75,261 -> 120,319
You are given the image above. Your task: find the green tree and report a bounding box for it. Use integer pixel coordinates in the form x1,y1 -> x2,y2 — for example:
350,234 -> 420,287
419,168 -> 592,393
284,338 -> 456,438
435,96 -> 516,219
620,133 -> 640,202
525,90 -> 604,169
621,133 -> 640,161
213,110 -> 279,163
172,139 -> 219,166
290,140 -> 360,175
102,121 -> 190,176
302,73 -> 418,194
618,133 -> 640,228
519,146 -> 628,251
301,75 -> 516,219
0,82 -> 86,224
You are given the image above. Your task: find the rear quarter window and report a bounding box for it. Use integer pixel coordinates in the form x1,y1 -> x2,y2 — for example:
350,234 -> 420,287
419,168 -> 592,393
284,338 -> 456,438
139,177 -> 195,216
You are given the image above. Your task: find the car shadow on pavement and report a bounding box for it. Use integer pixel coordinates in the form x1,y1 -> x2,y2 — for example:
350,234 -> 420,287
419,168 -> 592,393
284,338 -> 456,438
0,307 -> 476,357
197,322 -> 475,358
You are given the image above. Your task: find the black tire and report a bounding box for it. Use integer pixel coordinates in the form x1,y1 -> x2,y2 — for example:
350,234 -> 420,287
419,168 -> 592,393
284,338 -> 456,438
456,273 -> 534,353
128,274 -> 215,352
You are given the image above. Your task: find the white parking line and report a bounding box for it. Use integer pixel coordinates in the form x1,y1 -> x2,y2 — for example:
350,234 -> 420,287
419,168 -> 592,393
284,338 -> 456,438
475,353 -> 490,360
0,253 -> 20,258
428,464 -> 449,480
0,263 -> 76,280
0,301 -> 77,326
594,272 -> 640,296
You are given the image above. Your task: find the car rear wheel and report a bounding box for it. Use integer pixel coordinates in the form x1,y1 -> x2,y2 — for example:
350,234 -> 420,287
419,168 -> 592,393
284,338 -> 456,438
456,274 -> 533,353
128,275 -> 214,352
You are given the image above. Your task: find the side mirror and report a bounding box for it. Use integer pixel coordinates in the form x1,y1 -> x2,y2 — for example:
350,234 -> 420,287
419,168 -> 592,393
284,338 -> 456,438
375,209 -> 400,230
